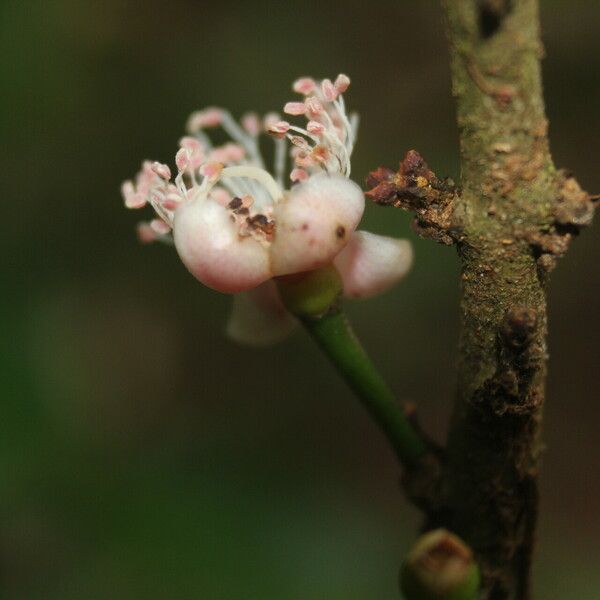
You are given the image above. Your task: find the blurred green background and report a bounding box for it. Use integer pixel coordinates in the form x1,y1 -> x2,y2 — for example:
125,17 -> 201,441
1,1 -> 598,598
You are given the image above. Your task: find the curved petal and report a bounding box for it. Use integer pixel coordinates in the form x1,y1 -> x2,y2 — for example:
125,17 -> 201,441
226,280 -> 297,346
173,197 -> 271,294
270,173 -> 365,276
334,231 -> 413,299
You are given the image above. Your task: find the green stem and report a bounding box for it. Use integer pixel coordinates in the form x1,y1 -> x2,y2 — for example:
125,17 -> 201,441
302,309 -> 427,469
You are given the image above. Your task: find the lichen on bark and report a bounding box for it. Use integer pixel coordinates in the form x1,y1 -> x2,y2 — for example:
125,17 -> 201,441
367,1 -> 596,598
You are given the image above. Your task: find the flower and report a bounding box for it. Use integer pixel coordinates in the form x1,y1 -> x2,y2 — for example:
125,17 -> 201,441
122,74 -> 413,345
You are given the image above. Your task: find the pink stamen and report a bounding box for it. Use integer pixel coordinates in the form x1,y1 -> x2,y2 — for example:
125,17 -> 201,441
123,178 -> 147,209
162,193 -> 182,211
321,79 -> 337,102
284,102 -> 307,116
241,112 -> 261,136
223,143 -> 246,162
305,97 -> 324,116
179,137 -> 205,170
121,180 -> 134,200
307,121 -> 325,135
133,162 -> 157,195
179,136 -> 203,152
175,148 -> 189,171
334,73 -> 351,93
312,146 -> 330,164
263,112 -> 281,130
187,107 -> 222,131
293,77 -> 317,95
189,154 -> 204,171
200,161 -> 224,181
151,161 -> 172,180
268,121 -> 290,137
209,144 -> 244,164
126,194 -> 147,209
141,161 -> 155,176
289,135 -> 311,151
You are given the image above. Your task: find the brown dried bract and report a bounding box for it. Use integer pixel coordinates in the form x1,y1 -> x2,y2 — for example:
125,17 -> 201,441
365,150 -> 459,245
246,214 -> 275,238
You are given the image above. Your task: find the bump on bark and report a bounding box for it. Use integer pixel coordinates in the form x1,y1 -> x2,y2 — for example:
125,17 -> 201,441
365,150 -> 461,245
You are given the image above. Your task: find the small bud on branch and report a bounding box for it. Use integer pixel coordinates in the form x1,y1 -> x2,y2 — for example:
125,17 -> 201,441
400,529 -> 480,600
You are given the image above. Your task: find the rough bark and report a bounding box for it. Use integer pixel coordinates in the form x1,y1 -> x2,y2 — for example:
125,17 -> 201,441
367,1 -> 596,598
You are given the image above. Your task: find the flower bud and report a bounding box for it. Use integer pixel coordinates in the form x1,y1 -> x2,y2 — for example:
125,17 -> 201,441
400,529 -> 480,600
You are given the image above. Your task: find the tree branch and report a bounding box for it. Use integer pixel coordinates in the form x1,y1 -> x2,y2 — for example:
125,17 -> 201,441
367,1 -> 596,598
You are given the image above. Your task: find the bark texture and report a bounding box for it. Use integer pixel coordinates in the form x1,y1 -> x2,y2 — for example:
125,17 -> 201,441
367,1 -> 595,598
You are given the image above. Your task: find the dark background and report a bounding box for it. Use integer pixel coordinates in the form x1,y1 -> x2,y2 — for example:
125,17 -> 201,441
2,1 -> 598,598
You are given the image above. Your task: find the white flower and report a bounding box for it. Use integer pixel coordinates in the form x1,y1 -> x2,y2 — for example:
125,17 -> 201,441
122,74 -> 413,344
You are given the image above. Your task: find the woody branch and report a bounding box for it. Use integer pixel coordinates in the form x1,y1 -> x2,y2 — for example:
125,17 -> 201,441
366,1 -> 596,598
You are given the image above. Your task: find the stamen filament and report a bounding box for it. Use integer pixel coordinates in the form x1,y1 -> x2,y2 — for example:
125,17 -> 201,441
219,110 -> 265,169
221,165 -> 283,203
274,137 -> 286,188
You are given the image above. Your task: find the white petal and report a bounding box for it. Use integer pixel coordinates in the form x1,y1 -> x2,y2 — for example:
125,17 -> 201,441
226,280 -> 297,346
173,197 -> 271,294
334,231 -> 413,299
270,173 -> 364,276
